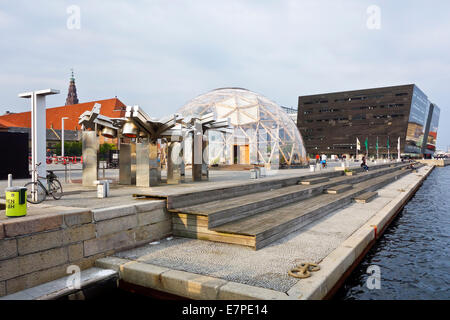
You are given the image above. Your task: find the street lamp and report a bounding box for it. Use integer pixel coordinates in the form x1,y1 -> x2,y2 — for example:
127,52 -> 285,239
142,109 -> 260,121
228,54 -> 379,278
61,117 -> 69,157
19,89 -> 59,202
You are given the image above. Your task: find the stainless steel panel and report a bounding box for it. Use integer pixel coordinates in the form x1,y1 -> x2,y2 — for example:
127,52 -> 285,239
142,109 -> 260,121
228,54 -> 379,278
82,131 -> 99,186
119,143 -> 136,185
135,141 -> 161,187
136,141 -> 150,187
167,141 -> 182,184
202,134 -> 209,180
149,142 -> 161,186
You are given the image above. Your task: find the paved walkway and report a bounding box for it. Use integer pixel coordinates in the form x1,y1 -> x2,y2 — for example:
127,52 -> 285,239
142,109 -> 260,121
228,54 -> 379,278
1,160 -> 364,206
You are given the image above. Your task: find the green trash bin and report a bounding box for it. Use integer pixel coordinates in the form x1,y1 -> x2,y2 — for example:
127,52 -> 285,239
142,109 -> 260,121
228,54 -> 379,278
5,187 -> 27,217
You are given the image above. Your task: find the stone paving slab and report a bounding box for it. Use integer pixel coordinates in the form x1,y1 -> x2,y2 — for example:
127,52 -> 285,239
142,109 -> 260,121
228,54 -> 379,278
111,166 -> 430,294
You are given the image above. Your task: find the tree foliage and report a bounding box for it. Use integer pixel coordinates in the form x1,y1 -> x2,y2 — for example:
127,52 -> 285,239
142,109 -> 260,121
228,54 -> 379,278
54,141 -> 82,156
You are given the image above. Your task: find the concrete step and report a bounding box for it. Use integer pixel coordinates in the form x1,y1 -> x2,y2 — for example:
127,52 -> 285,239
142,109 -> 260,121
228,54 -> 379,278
354,191 -> 378,203
175,166 -> 412,249
172,164 -> 409,229
325,184 -> 353,194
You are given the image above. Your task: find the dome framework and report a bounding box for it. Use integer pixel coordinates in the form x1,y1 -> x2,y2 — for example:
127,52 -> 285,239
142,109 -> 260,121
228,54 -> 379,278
178,88 -> 307,166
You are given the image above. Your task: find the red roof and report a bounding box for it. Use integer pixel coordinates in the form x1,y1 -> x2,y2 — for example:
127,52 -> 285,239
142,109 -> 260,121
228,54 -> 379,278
0,98 -> 126,131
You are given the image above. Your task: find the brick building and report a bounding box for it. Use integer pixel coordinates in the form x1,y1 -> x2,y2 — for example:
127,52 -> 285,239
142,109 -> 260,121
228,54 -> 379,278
0,97 -> 127,151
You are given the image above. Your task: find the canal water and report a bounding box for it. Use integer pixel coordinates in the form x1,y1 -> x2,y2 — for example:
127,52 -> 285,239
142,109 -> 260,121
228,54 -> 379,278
335,166 -> 450,300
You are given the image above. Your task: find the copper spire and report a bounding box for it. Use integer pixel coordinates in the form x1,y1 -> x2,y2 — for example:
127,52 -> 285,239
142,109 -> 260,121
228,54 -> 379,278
65,68 -> 79,105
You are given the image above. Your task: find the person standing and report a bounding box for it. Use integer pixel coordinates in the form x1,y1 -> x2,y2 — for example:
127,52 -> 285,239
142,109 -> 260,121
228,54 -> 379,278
321,154 -> 327,168
315,154 -> 320,164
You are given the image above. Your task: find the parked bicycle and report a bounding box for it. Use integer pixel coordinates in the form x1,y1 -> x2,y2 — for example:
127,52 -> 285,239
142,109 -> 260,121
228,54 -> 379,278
24,162 -> 63,204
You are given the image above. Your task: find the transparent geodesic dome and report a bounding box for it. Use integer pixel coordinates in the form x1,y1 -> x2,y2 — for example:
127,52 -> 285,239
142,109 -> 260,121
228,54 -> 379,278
178,88 -> 307,166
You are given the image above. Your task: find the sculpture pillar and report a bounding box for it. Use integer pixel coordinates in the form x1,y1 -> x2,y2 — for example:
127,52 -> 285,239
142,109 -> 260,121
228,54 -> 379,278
82,131 -> 99,186
119,143 -> 136,185
136,140 -> 150,187
202,133 -> 209,180
192,120 -> 203,181
167,139 -> 183,184
149,141 -> 161,186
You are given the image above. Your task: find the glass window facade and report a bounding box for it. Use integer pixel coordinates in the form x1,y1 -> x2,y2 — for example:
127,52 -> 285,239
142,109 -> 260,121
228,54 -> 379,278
178,88 -> 307,166
425,104 -> 440,154
298,84 -> 440,159
404,86 -> 430,155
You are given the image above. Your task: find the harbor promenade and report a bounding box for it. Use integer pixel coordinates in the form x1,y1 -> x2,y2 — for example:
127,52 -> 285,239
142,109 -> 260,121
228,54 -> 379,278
0,161 -> 433,299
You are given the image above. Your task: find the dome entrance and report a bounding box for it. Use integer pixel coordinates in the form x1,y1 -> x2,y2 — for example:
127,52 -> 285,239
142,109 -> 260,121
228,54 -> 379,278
178,88 -> 306,167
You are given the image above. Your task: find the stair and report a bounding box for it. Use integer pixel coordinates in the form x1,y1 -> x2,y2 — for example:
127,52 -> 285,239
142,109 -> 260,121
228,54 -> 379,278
172,164 -> 407,228
324,184 -> 353,194
354,191 -> 378,203
212,168 -> 411,250
300,177 -> 330,185
171,163 -> 412,249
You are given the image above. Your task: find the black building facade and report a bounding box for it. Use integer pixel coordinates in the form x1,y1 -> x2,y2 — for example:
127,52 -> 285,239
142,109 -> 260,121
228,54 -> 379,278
297,84 -> 440,159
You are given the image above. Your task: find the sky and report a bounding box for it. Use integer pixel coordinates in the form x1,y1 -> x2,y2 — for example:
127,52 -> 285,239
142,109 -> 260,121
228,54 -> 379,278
0,0 -> 449,149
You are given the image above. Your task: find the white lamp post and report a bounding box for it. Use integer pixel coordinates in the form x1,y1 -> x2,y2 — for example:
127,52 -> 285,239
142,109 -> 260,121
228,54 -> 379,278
61,117 -> 69,157
19,89 -> 59,202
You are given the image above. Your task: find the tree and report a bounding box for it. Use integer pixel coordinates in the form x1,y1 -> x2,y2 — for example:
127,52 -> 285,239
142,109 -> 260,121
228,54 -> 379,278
54,141 -> 82,156
99,143 -> 117,161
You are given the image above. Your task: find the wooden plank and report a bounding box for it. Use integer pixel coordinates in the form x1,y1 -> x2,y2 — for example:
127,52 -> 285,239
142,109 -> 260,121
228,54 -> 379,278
172,223 -> 256,240
354,191 -> 378,203
300,177 -> 329,185
172,215 -> 209,228
173,229 -> 255,247
325,184 -> 353,194
172,212 -> 208,221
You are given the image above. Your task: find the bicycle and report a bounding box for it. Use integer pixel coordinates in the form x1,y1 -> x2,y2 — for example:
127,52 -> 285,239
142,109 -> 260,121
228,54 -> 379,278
24,162 -> 63,204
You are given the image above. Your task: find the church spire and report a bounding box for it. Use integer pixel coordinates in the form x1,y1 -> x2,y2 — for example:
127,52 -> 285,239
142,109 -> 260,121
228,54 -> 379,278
65,68 -> 79,105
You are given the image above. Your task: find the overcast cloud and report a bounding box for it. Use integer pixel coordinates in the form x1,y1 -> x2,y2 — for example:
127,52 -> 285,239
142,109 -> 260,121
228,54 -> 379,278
0,0 -> 449,148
